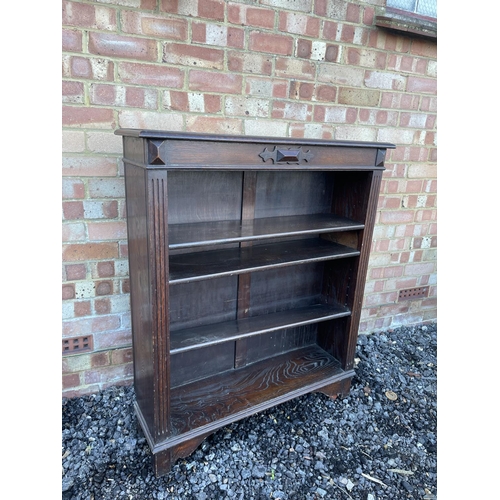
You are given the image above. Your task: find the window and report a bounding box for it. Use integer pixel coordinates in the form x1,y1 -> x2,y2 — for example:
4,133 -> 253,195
375,0 -> 437,39
387,0 -> 437,19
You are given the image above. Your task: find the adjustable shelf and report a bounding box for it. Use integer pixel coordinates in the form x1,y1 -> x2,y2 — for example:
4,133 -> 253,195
169,238 -> 360,284
117,129 -> 394,477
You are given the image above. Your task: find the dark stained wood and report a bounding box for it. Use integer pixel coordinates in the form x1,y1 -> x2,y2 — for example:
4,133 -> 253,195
170,303 -> 351,354
169,238 -> 360,284
118,129 -> 395,477
169,345 -> 347,436
169,214 -> 364,249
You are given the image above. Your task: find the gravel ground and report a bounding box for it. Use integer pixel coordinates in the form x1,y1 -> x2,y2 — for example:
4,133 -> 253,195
62,323 -> 437,500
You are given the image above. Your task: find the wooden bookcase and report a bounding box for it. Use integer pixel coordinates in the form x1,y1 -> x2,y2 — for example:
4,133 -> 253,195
116,129 -> 395,477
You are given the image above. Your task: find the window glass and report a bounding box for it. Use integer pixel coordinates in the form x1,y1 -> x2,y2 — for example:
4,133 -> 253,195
387,0 -> 437,18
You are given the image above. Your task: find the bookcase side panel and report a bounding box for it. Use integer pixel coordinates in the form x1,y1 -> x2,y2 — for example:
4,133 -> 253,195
124,162 -> 156,435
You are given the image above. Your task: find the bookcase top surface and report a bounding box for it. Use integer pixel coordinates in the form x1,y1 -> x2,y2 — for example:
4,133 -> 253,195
115,128 -> 396,150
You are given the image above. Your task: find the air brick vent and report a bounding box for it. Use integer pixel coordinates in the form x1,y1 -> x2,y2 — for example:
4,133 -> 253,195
398,286 -> 429,301
62,335 -> 93,355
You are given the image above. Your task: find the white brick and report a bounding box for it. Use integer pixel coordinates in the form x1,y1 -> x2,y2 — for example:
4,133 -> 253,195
311,41 -> 326,61
206,24 -> 227,46
261,0 -> 312,12
188,93 -> 205,113
244,119 -> 287,137
75,281 -> 96,299
365,71 -> 406,90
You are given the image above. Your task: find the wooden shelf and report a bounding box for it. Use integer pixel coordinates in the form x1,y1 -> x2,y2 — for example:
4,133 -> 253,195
168,345 -> 348,437
169,214 -> 364,249
169,238 -> 360,284
170,303 -> 351,354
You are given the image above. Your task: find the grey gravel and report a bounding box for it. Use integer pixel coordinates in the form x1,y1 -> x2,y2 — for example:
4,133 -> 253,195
62,323 -> 437,499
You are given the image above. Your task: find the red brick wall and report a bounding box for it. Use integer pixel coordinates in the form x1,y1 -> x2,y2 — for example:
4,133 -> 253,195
62,0 -> 437,397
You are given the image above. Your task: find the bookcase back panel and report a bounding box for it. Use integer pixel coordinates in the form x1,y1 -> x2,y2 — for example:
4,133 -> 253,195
169,275 -> 238,330
254,171 -> 333,219
170,340 -> 235,389
243,324 -> 318,365
247,263 -> 325,316
167,171 -> 243,224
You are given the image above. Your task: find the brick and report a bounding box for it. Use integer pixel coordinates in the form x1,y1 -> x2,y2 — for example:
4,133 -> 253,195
225,96 -> 269,118
95,298 -> 111,314
89,32 -> 157,61
334,126 -> 377,142
408,163 -> 437,178
62,157 -> 117,177
296,39 -> 312,59
246,77 -> 288,98
315,85 -> 337,102
228,4 -> 275,29
87,178 -> 125,199
198,0 -> 225,21
86,132 -> 124,155
338,87 -> 380,106
63,242 -> 119,262
88,221 -> 128,241
63,284 -> 75,300
118,109 -> 184,130
377,128 -> 416,145
410,39 -> 437,58
407,76 -> 437,94
63,201 -> 84,220
62,131 -> 85,153
95,280 -> 114,296
97,261 -> 115,278
63,0 -> 116,30
83,201 -> 119,219
84,363 -> 133,385
118,62 -> 184,88
68,56 -> 114,81
62,373 -> 81,390
388,54 -> 427,75
62,81 -> 84,104
381,92 -> 419,110
185,116 -> 243,135
272,101 -> 312,121
289,81 -> 314,100
347,47 -> 387,69
249,32 -> 293,56
111,347 -> 133,366
63,223 -> 86,242
228,51 -> 273,75
275,58 -> 315,80
404,262 -> 436,276
289,123 -> 333,140
93,329 -> 132,350
62,29 -> 82,52
314,105 -> 357,124
318,64 -> 364,86
365,71 -> 406,90
163,43 -> 224,69
379,210 -> 415,224
323,20 -> 339,40
74,300 -> 92,317
324,44 -> 340,63
279,11 -> 320,37
189,70 -> 243,94
120,11 -> 188,40
227,27 -> 245,49
66,264 -> 87,281
260,0 -> 312,12
346,3 -> 361,22
62,106 -> 115,129
244,120 -> 288,137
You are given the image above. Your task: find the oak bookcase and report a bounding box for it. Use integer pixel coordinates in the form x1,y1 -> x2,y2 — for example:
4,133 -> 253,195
116,129 -> 395,477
